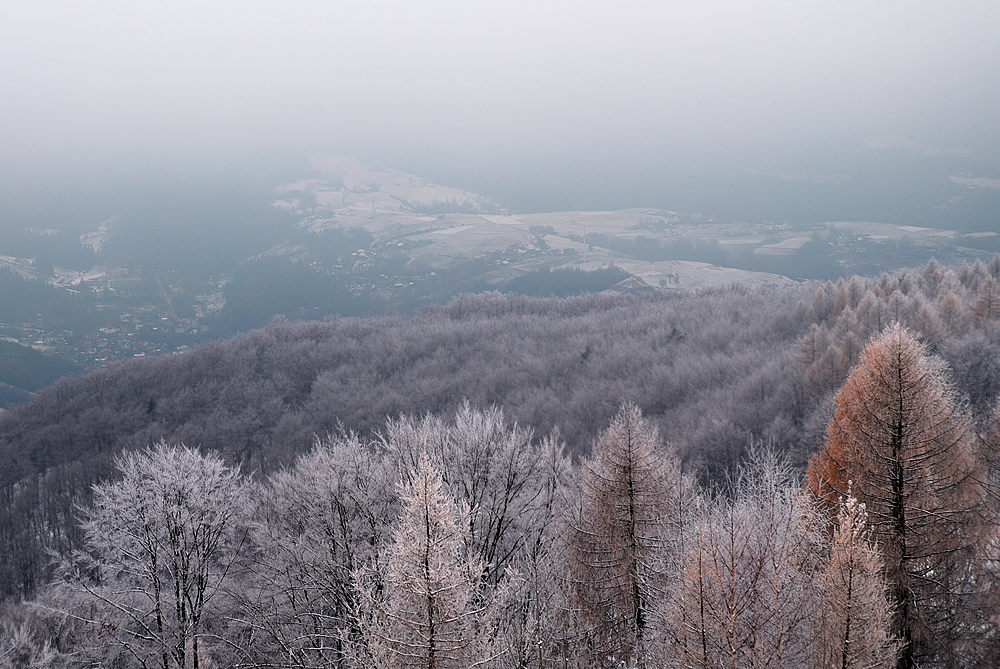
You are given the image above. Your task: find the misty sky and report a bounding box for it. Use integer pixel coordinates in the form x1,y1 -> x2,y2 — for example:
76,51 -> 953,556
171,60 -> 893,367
3,1 -> 1000,213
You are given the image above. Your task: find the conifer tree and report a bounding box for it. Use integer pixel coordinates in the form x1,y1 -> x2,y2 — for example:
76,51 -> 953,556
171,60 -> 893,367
805,325 -> 981,668
661,448 -> 819,669
350,452 -> 508,669
967,401 -> 1000,666
812,494 -> 897,669
973,276 -> 1000,326
567,403 -> 694,668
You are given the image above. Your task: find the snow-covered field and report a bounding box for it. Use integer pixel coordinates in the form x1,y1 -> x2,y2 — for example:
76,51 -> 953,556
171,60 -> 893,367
276,155 -> 500,223
268,158 -> 995,292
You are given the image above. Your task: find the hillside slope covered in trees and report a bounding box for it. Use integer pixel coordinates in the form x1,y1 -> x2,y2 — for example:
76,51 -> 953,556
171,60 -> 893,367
7,388 -> 1000,668
2,256 -> 1000,604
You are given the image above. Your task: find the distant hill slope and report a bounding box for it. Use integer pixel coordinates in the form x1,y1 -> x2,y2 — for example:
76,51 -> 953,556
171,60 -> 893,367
6,255 -> 1000,603
0,340 -> 80,409
0,286 -> 816,599
0,287 -> 814,479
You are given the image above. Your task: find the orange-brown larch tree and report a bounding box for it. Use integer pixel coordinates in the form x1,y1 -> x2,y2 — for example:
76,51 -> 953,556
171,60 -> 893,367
805,324 -> 981,669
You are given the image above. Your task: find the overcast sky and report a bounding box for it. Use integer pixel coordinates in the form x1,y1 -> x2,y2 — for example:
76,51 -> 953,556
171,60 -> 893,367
3,1 -> 1000,181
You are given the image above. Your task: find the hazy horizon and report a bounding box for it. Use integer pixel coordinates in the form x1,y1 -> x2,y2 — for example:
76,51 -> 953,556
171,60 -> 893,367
3,1 -> 1000,225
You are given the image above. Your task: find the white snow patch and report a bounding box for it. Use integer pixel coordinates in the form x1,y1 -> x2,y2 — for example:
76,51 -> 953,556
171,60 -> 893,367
52,266 -> 106,287
754,237 -> 811,255
81,216 -> 117,253
950,175 -> 1000,190
718,238 -> 765,245
433,225 -> 474,235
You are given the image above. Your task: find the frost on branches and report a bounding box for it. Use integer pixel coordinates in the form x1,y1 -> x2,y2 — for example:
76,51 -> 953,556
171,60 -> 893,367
806,324 -> 981,668
566,403 -> 695,668
349,451 -> 511,669
65,442 -> 248,669
813,494 -> 897,669
659,449 -> 822,669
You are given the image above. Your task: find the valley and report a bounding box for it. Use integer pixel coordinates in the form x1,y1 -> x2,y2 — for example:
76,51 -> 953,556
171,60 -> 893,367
0,156 -> 996,390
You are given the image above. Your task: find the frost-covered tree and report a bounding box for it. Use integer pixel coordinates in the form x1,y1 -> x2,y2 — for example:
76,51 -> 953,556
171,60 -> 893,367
812,494 -> 897,669
0,621 -> 61,669
660,448 -> 820,669
237,406 -> 568,669
349,452 -> 509,669
805,325 -> 981,668
567,403 -> 695,668
967,401 -> 1000,666
241,433 -> 397,668
383,403 -> 566,588
380,404 -> 573,667
65,442 -> 248,669
973,276 -> 1000,326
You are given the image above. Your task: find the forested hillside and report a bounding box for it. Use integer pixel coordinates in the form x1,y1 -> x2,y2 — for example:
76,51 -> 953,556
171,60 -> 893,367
2,257 -> 1000,666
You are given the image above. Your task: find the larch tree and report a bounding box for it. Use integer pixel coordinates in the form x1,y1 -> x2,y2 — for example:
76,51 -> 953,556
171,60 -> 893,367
805,324 -> 981,668
349,451 -> 509,669
973,276 -> 1000,326
812,494 -> 897,669
566,403 -> 695,668
969,400 -> 1000,666
660,448 -> 820,669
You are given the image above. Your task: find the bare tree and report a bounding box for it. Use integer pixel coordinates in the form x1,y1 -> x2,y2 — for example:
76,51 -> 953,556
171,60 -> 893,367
349,451 -> 509,669
567,403 -> 695,668
239,433 -> 398,668
61,442 -> 248,669
805,325 -> 982,668
812,493 -> 897,669
381,404 -> 575,667
660,448 -> 820,669
383,403 -> 565,588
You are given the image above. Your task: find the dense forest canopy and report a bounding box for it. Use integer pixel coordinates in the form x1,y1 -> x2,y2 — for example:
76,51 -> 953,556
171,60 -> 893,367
2,257 -> 1000,667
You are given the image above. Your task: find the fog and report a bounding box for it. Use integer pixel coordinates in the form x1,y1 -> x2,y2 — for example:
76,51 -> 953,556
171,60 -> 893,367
2,0 -> 1000,217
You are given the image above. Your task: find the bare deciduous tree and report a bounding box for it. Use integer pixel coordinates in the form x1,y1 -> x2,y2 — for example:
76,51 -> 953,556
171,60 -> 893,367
380,404 -> 575,668
383,403 -> 564,588
62,442 -> 248,669
239,433 -> 398,668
